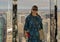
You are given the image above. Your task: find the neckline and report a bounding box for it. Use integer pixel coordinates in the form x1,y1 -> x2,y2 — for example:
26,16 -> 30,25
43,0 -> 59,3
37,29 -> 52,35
30,14 -> 38,17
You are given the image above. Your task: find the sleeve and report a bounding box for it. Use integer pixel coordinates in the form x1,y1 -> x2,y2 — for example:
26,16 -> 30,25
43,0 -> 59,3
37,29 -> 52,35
39,17 -> 43,30
40,18 -> 43,29
24,17 -> 29,31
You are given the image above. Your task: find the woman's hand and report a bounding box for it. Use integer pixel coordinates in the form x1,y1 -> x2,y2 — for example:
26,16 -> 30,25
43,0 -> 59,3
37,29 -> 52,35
24,31 -> 30,39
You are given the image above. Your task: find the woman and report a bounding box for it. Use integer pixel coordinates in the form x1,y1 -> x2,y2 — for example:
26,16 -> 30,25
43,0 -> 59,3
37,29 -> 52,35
24,5 -> 44,42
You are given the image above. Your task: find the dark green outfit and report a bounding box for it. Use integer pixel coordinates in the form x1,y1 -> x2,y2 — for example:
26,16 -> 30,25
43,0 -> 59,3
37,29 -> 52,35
24,14 -> 43,42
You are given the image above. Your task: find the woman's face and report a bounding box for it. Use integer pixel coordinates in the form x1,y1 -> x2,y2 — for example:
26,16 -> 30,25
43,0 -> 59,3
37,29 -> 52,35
31,8 -> 38,14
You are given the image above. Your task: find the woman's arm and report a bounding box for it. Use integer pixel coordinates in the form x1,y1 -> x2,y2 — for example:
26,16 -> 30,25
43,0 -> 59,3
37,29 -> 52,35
24,17 -> 30,38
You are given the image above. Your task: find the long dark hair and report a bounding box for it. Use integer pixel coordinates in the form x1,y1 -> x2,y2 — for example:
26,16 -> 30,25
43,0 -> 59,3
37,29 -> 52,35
30,5 -> 38,15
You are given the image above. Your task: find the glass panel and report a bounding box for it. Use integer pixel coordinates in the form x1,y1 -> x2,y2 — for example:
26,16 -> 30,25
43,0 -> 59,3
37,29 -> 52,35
0,39 -> 2,42
0,0 -> 11,42
0,19 -> 3,42
0,29 -> 2,35
0,35 -> 2,42
0,14 -> 7,42
0,35 -> 2,39
0,20 -> 3,35
0,21 -> 3,28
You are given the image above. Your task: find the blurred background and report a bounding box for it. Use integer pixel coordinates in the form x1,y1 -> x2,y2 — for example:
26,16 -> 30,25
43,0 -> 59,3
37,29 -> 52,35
0,0 -> 60,42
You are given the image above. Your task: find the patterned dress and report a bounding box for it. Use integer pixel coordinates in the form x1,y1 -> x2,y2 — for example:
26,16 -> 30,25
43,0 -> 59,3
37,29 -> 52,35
24,14 -> 43,42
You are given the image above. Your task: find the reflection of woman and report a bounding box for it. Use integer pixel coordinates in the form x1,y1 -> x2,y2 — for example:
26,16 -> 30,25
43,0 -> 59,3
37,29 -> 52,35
24,5 -> 44,42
